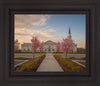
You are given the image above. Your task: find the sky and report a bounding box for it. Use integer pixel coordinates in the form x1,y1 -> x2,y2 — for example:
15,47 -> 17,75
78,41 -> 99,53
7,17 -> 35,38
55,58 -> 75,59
14,14 -> 86,48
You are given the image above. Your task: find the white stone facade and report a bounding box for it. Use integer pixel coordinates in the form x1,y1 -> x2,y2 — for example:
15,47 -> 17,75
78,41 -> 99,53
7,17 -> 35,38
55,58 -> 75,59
72,43 -> 77,52
43,40 -> 56,52
21,40 -> 56,52
21,40 -> 77,52
21,43 -> 32,52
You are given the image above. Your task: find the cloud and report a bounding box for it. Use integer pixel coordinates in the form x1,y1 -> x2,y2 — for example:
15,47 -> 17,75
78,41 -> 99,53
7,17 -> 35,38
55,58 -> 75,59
15,33 -> 31,36
15,14 -> 61,45
37,29 -> 55,37
15,15 -> 51,29
15,28 -> 59,43
37,29 -> 59,42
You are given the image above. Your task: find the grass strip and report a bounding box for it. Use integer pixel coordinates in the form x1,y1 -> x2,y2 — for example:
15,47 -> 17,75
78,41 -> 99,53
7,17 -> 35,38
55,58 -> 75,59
15,57 -> 29,60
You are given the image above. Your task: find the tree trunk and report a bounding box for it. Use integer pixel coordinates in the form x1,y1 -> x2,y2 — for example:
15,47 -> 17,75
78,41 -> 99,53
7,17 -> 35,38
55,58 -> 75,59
33,52 -> 34,59
65,52 -> 67,58
33,52 -> 35,59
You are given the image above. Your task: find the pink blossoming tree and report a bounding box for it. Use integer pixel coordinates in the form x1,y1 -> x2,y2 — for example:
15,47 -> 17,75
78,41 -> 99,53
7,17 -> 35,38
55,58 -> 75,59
61,38 -> 73,57
31,36 -> 40,57
14,39 -> 20,52
56,42 -> 61,53
39,42 -> 44,53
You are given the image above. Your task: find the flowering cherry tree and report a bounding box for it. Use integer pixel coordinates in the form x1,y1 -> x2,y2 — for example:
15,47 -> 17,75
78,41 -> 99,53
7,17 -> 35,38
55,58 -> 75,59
56,42 -> 61,52
61,38 -> 73,57
14,39 -> 20,52
31,36 -> 40,52
39,42 -> 44,53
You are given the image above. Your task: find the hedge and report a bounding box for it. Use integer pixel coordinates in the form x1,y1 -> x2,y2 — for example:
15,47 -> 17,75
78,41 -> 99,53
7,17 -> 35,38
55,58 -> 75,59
82,57 -> 86,60
69,57 -> 76,59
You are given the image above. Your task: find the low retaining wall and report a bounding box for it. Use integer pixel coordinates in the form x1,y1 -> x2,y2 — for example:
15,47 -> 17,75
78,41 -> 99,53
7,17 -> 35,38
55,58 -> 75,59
59,54 -> 86,58
14,60 -> 29,67
15,54 -> 86,58
15,54 -> 40,58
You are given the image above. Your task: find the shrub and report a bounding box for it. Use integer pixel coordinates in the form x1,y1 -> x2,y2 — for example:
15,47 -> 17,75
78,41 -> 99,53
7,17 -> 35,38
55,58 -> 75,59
82,57 -> 86,60
69,57 -> 76,59
15,55 -> 45,72
72,66 -> 83,72
67,62 -> 74,68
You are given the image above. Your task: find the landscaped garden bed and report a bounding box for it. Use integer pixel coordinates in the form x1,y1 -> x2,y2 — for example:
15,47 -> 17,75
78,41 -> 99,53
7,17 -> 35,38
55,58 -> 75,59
15,54 -> 46,72
54,55 -> 86,72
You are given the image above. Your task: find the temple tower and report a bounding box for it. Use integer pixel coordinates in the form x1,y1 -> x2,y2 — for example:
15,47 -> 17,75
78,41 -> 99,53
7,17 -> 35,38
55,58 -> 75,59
67,24 -> 72,39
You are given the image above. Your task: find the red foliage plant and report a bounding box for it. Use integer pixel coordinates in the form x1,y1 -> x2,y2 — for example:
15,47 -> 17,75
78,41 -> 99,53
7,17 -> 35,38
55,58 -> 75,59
56,42 -> 61,52
61,38 -> 73,56
31,36 -> 40,52
39,42 -> 44,53
14,39 -> 20,52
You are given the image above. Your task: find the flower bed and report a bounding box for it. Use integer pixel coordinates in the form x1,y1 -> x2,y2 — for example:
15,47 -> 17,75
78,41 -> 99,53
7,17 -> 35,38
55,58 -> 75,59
15,55 -> 45,72
54,55 -> 86,72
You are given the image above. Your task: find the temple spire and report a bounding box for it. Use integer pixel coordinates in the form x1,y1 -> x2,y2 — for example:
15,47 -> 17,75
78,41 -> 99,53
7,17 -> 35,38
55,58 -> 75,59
67,24 -> 72,39
68,24 -> 71,34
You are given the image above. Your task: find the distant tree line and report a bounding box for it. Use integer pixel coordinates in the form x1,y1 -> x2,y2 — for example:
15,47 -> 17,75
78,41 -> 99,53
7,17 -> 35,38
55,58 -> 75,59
77,48 -> 86,53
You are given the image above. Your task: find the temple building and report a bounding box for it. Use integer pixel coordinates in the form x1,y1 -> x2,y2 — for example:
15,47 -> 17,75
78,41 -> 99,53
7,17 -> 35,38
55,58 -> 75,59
67,24 -> 77,52
21,24 -> 77,52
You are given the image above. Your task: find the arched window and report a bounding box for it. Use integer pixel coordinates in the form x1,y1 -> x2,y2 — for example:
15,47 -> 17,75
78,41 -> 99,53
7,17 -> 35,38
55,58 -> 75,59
48,46 -> 51,51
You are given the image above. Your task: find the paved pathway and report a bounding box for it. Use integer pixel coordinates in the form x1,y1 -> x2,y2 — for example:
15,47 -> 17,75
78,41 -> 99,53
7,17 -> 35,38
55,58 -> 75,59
37,53 -> 63,72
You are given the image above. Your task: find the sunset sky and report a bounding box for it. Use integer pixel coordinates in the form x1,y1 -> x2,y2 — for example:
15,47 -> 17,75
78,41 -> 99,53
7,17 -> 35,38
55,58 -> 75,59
14,14 -> 86,48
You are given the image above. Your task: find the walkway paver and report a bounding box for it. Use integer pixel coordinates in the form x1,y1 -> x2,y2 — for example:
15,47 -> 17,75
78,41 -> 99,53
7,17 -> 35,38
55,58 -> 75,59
37,53 -> 64,72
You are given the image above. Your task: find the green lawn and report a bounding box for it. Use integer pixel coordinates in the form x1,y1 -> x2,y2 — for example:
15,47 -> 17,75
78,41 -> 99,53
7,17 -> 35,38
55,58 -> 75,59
15,52 -> 46,54
16,57 -> 29,60
82,57 -> 86,60
15,52 -> 85,54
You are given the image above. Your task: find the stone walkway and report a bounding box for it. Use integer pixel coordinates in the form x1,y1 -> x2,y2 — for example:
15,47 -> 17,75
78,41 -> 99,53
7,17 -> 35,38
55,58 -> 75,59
37,53 -> 63,72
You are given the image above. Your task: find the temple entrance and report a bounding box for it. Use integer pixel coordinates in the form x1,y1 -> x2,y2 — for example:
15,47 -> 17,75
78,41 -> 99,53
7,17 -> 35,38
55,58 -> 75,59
48,46 -> 51,52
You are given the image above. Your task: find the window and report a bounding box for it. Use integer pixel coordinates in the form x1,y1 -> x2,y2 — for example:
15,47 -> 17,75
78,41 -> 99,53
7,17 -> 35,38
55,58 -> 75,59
52,49 -> 54,51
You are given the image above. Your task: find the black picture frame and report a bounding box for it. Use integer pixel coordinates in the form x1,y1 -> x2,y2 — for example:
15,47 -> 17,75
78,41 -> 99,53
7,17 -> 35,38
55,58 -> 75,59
11,10 -> 89,76
0,0 -> 100,86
